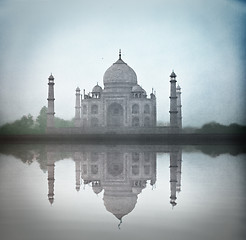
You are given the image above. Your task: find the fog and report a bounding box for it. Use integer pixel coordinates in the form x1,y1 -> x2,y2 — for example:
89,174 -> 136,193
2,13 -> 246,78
0,0 -> 245,127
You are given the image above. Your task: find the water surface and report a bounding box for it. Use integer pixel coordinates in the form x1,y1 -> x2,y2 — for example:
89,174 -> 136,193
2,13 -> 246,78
0,144 -> 245,240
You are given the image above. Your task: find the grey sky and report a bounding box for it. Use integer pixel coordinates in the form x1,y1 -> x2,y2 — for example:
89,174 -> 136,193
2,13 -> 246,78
0,0 -> 245,127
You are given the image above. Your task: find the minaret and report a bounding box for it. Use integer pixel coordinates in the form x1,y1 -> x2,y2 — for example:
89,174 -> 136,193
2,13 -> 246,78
176,85 -> 182,129
47,74 -> 55,128
169,148 -> 178,208
169,71 -> 178,130
47,152 -> 55,205
74,87 -> 81,127
150,88 -> 157,126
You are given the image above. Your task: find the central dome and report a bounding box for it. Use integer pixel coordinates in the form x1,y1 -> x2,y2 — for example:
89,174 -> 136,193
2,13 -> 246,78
103,54 -> 137,88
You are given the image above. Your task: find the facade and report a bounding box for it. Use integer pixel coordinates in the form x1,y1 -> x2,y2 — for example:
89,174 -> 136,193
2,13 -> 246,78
76,51 -> 156,128
46,51 -> 182,133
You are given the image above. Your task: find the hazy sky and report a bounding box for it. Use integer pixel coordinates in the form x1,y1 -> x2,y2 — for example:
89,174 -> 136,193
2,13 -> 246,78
0,0 -> 245,127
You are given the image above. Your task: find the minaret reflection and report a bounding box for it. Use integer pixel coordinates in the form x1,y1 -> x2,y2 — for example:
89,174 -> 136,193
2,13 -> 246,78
74,152 -> 81,191
47,152 -> 55,205
46,145 -> 182,216
176,148 -> 182,193
169,147 -> 182,207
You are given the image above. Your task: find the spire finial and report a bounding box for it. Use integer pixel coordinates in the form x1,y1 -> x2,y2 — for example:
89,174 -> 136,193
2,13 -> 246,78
170,70 -> 177,78
48,73 -> 54,80
119,49 -> 121,59
118,219 -> 122,229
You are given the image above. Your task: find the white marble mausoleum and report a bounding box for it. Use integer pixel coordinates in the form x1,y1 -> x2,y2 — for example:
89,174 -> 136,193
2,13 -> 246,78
46,50 -> 182,134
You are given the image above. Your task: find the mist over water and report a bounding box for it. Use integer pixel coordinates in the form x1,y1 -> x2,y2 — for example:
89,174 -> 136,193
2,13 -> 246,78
0,144 -> 245,240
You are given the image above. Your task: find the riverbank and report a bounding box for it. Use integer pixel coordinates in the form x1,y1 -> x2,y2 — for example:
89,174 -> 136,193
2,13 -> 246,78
0,133 -> 245,145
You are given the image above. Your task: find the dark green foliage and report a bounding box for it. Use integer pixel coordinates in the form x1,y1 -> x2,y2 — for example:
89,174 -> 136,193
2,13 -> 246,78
36,106 -> 47,133
54,117 -> 74,128
0,114 -> 39,135
35,106 -> 74,132
0,106 -> 74,135
195,122 -> 246,134
0,108 -> 245,135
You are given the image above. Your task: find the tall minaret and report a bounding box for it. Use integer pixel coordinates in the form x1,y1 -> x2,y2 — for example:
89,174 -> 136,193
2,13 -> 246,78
74,87 -> 81,127
176,85 -> 182,129
169,71 -> 178,129
47,152 -> 55,205
169,148 -> 178,208
47,74 -> 55,128
150,88 -> 157,126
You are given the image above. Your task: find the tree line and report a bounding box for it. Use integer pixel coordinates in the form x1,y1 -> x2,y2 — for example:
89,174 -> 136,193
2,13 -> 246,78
158,121 -> 246,134
194,122 -> 246,134
0,107 -> 245,134
0,106 -> 74,135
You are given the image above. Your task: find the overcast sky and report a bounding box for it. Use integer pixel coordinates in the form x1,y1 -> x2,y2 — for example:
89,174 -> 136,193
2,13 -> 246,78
0,0 -> 245,127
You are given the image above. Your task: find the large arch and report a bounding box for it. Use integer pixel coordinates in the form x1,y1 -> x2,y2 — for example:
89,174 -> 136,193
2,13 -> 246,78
132,104 -> 139,114
107,152 -> 124,177
144,116 -> 151,126
107,102 -> 124,127
91,105 -> 98,114
91,117 -> 99,127
132,117 -> 140,127
144,104 -> 150,114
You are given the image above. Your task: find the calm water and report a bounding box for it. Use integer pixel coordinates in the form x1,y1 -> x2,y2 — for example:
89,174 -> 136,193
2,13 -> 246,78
0,144 -> 245,240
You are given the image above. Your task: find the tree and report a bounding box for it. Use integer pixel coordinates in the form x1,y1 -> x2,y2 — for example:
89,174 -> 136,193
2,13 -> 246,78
54,117 -> 74,128
35,105 -> 74,131
0,114 -> 36,134
36,106 -> 47,133
196,122 -> 246,134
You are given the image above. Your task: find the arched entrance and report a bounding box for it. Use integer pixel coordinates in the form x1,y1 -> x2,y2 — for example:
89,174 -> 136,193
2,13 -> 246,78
107,103 -> 124,127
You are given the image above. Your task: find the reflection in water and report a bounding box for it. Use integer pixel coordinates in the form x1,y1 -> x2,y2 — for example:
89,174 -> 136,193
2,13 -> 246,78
170,148 -> 182,207
46,145 -> 182,222
0,144 -> 246,240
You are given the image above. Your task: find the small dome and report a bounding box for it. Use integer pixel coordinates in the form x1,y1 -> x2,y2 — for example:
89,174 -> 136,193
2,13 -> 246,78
170,71 -> 177,78
49,198 -> 54,205
48,74 -> 54,80
176,85 -> 181,90
132,186 -> 143,194
103,54 -> 137,87
93,186 -> 103,194
170,201 -> 177,207
132,84 -> 144,92
92,83 -> 102,93
83,180 -> 90,184
76,87 -> 80,91
150,179 -> 156,186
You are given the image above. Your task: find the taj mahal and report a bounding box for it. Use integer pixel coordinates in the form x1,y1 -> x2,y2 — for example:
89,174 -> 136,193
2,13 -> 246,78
46,50 -> 182,134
